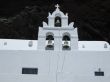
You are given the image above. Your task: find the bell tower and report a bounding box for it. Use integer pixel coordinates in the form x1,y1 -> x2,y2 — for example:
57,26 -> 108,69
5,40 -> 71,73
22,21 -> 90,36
37,4 -> 78,51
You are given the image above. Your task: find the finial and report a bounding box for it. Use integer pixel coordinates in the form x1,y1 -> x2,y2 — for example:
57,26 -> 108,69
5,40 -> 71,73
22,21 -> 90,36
66,13 -> 68,16
55,4 -> 60,9
49,12 -> 51,16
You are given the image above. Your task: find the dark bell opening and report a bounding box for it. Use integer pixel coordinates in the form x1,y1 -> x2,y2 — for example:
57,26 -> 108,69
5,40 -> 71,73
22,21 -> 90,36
63,35 -> 70,41
55,16 -> 61,27
46,35 -> 54,40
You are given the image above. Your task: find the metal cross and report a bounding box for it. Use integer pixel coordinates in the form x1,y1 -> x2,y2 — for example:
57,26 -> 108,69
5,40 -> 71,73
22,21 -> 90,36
55,4 -> 60,9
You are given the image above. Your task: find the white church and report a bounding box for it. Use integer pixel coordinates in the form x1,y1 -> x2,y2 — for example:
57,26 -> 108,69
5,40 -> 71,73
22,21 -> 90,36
0,4 -> 110,82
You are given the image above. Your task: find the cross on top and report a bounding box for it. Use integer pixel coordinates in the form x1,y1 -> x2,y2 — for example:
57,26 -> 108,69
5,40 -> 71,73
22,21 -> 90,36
55,4 -> 60,9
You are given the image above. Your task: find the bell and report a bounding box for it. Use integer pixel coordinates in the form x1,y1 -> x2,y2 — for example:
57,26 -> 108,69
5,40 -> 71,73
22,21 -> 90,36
48,40 -> 52,44
47,40 -> 53,48
56,19 -> 60,24
63,41 -> 69,49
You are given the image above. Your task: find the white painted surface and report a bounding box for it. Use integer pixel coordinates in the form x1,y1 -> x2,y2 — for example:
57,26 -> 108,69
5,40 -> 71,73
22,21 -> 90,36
0,51 -> 110,82
78,41 -> 110,51
0,39 -> 37,50
0,4 -> 110,82
0,39 -> 109,51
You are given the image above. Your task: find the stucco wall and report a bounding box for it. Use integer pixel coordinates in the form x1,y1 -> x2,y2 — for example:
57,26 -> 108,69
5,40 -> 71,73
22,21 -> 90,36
0,50 -> 110,82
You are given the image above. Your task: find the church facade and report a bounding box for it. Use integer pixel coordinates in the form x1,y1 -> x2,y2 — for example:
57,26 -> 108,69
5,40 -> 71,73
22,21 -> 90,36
0,4 -> 110,82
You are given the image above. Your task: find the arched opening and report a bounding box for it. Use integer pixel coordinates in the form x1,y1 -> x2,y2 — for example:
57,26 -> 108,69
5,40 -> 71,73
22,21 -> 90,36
46,35 -> 54,40
55,16 -> 61,27
63,35 -> 70,41
46,32 -> 54,50
62,33 -> 71,50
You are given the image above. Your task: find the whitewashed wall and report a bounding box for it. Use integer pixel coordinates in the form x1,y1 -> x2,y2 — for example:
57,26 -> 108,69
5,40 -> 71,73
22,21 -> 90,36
0,39 -> 109,51
0,50 -> 110,82
0,39 -> 37,50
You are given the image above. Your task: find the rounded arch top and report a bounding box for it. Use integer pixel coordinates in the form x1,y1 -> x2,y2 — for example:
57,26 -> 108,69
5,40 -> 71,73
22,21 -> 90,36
47,4 -> 69,27
62,32 -> 71,41
55,13 -> 61,17
52,11 -> 65,17
46,32 -> 54,40
63,32 -> 71,37
46,32 -> 54,36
